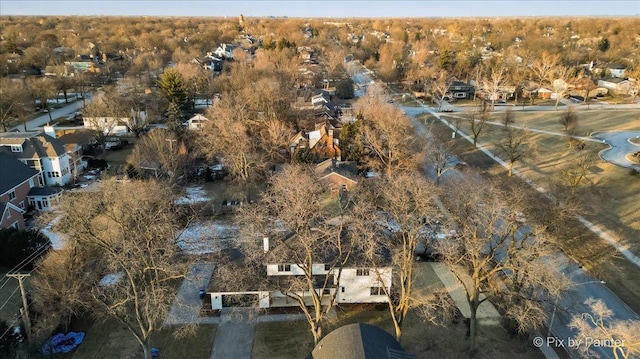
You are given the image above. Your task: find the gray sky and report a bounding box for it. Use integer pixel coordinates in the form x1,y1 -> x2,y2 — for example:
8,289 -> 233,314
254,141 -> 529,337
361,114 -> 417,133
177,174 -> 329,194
1,0 -> 639,17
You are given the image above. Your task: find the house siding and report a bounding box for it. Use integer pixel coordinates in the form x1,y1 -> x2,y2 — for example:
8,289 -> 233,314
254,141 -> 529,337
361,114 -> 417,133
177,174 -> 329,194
0,206 -> 25,229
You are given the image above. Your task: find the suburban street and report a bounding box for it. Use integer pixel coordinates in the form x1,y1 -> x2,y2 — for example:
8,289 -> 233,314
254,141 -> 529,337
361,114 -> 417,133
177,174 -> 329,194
348,60 -> 640,359
8,98 -> 86,132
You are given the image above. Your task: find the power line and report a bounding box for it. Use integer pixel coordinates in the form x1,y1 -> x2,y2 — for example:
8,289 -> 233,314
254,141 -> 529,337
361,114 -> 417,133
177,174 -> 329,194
0,286 -> 20,312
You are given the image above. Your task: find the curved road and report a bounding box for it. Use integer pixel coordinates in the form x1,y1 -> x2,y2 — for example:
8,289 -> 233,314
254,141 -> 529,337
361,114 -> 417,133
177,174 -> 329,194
591,131 -> 640,171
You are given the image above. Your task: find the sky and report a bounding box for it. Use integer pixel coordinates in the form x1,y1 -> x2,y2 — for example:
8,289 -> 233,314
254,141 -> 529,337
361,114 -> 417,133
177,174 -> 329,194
1,0 -> 639,17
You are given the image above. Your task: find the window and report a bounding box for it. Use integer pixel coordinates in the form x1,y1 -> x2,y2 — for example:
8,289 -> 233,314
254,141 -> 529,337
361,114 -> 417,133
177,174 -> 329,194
356,268 -> 370,276
324,264 -> 331,271
277,264 -> 291,272
323,288 -> 331,295
18,201 -> 24,210
8,191 -> 15,200
341,287 -> 345,293
370,287 -> 383,296
11,145 -> 21,152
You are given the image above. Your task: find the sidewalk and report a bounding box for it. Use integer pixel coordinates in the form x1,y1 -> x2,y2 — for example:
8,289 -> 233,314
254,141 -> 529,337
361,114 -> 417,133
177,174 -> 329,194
429,262 -> 501,326
165,261 -> 219,325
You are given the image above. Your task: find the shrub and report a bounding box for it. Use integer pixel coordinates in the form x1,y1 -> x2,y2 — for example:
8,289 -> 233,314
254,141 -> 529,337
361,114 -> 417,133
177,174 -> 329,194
0,228 -> 50,269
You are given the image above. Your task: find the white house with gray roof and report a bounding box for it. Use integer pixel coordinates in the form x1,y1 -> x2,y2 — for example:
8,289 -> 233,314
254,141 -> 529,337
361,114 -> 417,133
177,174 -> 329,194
0,131 -> 72,186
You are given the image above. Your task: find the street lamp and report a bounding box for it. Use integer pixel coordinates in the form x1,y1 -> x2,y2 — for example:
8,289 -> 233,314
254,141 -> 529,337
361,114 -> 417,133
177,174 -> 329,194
547,279 -> 606,337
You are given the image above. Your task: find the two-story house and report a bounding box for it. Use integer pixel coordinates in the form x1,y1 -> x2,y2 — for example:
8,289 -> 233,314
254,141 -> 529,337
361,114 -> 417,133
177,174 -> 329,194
0,132 -> 72,186
206,236 -> 392,311
0,151 -> 62,228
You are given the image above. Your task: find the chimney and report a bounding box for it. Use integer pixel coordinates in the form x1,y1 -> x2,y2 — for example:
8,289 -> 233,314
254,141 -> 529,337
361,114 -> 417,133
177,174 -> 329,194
43,125 -> 56,139
263,237 -> 269,253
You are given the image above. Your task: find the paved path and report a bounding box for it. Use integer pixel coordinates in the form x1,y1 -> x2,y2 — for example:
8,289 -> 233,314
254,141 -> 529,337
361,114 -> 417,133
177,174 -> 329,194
165,260 -> 308,358
210,308 -> 256,359
591,131 -> 640,171
429,262 -> 501,326
165,261 -> 218,325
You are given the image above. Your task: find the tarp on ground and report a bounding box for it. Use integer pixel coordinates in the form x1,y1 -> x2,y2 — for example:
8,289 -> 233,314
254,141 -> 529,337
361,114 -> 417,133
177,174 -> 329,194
40,331 -> 85,354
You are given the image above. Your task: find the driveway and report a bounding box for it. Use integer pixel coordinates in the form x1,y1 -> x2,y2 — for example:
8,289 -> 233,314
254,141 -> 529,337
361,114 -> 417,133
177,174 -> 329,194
591,131 -> 640,171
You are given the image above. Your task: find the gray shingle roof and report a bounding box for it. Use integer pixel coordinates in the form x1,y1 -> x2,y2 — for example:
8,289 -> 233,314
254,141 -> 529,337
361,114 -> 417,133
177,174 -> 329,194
311,323 -> 414,359
0,151 -> 39,196
28,186 -> 63,197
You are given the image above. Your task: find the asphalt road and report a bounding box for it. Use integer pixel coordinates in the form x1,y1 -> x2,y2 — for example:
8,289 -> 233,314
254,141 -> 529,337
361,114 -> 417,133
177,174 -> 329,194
9,98 -> 86,132
591,131 -> 640,171
347,61 -> 640,359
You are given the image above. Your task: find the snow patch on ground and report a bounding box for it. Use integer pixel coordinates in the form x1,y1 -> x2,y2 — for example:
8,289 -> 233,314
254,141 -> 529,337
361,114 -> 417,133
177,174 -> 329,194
41,215 -> 68,250
174,186 -> 212,205
176,220 -> 239,254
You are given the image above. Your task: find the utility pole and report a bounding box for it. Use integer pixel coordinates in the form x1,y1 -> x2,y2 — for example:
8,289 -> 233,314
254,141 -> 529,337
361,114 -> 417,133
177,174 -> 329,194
6,273 -> 32,343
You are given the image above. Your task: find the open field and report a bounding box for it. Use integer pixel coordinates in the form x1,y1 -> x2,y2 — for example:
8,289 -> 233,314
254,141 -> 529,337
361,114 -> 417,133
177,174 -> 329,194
252,263 -> 543,359
448,109 -> 640,251
422,111 -> 640,314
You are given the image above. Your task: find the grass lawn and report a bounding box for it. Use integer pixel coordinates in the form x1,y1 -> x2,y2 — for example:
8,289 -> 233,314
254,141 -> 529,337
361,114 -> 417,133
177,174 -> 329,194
421,111 -> 640,314
252,263 -> 543,359
452,109 -> 640,251
68,319 -> 216,359
0,271 -> 32,325
98,145 -> 135,176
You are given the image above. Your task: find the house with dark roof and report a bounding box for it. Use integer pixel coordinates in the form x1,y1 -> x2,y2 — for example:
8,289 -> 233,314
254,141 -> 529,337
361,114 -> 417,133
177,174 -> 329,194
597,77 -> 632,95
0,150 -> 64,228
0,131 -> 72,186
310,323 -> 414,359
289,123 -> 342,163
316,159 -> 358,197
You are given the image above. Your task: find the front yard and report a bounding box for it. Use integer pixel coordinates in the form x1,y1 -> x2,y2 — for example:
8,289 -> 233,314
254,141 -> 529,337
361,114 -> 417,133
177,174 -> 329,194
252,263 -> 544,359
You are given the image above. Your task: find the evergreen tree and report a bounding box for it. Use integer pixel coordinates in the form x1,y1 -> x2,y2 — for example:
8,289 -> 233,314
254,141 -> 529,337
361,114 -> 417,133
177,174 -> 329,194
598,38 -> 610,52
157,68 -> 189,127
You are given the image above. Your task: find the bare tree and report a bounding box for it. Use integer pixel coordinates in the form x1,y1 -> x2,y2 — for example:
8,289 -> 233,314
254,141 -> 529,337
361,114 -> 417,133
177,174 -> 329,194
429,70 -> 454,111
438,176 -> 566,353
529,52 -> 560,105
33,179 -> 192,359
127,128 -> 189,182
424,140 -> 457,185
482,64 -> 506,110
235,164 -> 351,345
0,78 -> 32,131
559,106 -> 579,136
495,109 -> 536,177
552,65 -> 571,110
27,77 -> 57,123
467,101 -> 489,149
351,173 -> 443,341
355,97 -> 422,177
562,148 -> 596,196
569,298 -> 640,359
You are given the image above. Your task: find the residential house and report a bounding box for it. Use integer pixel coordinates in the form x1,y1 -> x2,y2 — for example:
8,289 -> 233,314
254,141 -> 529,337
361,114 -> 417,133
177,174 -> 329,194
0,131 -> 72,186
315,159 -> 358,197
598,77 -> 631,95
289,122 -> 342,162
311,323 -> 414,359
447,81 -> 475,99
538,87 -> 553,99
214,44 -> 237,59
83,116 -> 133,136
606,63 -> 627,78
0,151 -> 63,228
183,114 -> 209,131
193,56 -> 223,72
56,128 -> 94,180
206,236 -> 392,311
